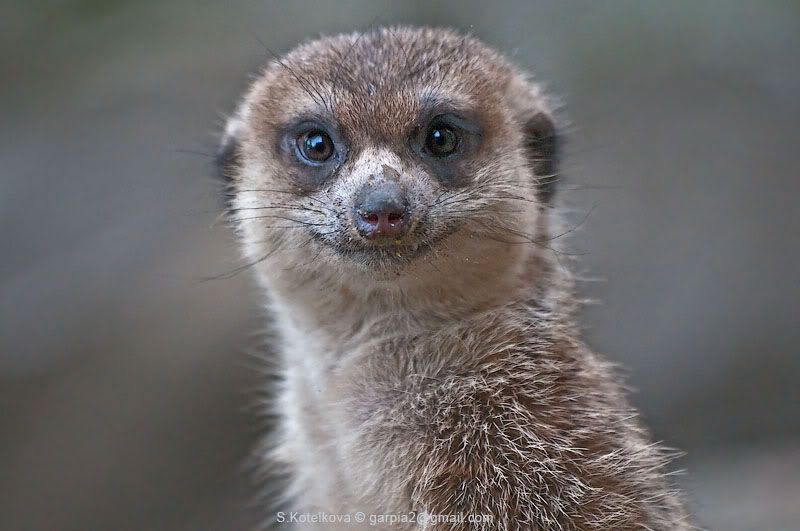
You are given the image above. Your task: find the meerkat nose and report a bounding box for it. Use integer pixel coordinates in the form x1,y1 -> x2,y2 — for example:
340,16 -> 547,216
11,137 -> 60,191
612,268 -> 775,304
353,181 -> 410,240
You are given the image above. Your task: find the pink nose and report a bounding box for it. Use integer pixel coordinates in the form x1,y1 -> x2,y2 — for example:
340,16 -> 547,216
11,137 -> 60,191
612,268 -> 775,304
358,210 -> 407,237
354,182 -> 410,239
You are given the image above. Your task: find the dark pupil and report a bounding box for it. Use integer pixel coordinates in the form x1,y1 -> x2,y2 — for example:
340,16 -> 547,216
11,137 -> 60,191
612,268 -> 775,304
427,126 -> 457,155
302,131 -> 332,161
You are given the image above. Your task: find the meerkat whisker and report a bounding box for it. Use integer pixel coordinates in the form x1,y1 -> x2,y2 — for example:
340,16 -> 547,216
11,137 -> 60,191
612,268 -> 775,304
214,26 -> 692,530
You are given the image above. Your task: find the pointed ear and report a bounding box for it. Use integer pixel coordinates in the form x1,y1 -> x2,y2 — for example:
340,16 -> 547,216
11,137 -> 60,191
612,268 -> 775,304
523,110 -> 559,203
215,115 -> 244,209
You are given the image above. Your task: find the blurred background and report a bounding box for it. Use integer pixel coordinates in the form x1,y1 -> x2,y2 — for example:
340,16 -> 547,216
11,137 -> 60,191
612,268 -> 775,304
1,1 -> 798,530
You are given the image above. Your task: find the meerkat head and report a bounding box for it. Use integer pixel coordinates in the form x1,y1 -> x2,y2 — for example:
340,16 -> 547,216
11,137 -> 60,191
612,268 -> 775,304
218,27 -> 558,296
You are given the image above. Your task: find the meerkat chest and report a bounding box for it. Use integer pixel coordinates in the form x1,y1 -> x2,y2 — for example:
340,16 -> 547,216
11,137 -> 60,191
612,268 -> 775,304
278,319 -> 406,513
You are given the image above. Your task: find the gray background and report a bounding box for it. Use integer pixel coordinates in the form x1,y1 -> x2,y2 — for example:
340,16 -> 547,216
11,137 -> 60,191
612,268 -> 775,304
1,1 -> 798,530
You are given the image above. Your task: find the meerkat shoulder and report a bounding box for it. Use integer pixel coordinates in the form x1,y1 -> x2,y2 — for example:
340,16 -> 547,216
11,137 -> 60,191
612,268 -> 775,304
218,26 -> 692,530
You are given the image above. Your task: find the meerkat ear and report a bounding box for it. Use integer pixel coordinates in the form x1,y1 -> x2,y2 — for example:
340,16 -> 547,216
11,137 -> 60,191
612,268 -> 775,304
216,116 -> 243,182
215,115 -> 244,208
523,110 -> 560,203
509,76 -> 561,203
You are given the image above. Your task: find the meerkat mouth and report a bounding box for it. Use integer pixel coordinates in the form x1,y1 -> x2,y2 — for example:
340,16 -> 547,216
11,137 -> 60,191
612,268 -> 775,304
324,235 -> 431,266
311,223 -> 457,271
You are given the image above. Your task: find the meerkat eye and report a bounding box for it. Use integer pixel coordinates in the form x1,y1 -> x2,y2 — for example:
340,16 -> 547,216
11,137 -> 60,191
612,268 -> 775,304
424,124 -> 459,157
297,129 -> 334,163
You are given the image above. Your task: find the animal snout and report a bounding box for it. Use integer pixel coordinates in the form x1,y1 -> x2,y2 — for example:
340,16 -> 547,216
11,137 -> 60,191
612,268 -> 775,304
353,180 -> 410,240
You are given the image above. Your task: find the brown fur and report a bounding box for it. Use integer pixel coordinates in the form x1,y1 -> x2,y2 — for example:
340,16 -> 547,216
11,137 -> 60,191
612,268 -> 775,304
219,26 -> 692,530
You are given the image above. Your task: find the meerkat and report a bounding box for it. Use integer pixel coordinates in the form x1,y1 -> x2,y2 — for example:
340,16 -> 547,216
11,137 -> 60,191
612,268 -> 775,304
216,26 -> 692,530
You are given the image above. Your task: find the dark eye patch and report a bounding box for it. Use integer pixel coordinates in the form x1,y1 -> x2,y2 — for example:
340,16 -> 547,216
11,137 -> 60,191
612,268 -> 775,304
276,118 -> 347,191
412,111 -> 482,188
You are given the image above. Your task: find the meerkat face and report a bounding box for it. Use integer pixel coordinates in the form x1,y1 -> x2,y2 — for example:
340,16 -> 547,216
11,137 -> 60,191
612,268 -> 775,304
218,27 -> 558,284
